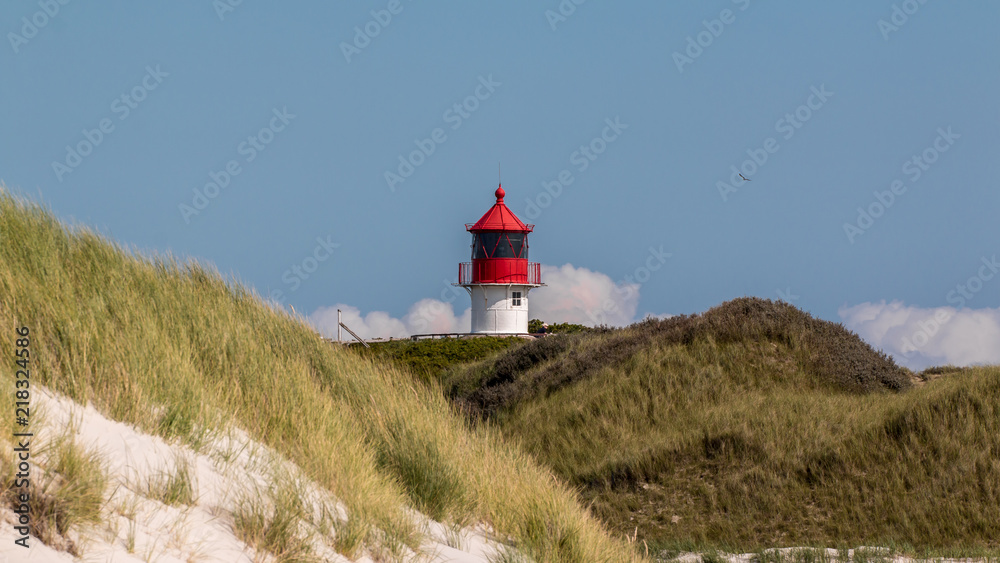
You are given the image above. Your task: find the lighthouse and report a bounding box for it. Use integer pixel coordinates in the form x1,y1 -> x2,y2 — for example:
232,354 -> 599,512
458,185 -> 543,334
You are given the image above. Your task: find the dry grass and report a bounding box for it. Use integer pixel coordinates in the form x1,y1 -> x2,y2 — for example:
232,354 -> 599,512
446,302 -> 1000,554
447,298 -> 908,420
0,187 -> 643,562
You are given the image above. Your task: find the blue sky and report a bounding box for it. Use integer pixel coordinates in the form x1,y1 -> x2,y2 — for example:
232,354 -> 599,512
3,1 -> 998,368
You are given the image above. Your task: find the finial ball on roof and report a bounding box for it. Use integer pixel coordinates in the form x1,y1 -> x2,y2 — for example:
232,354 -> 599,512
495,185 -> 505,201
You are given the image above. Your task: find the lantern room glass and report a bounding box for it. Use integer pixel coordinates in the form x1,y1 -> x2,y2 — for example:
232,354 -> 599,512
472,232 -> 528,260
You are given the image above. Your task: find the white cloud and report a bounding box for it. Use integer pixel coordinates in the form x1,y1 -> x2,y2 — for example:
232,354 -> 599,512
307,263 -> 653,339
309,300 -> 471,340
309,304 -> 406,340
406,298 -> 473,335
839,301 -> 1000,370
529,264 -> 640,326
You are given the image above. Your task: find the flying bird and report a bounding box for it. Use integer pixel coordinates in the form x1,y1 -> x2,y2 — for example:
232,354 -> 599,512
739,173 -> 751,182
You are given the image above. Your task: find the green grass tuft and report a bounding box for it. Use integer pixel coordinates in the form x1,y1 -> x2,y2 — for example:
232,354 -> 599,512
146,454 -> 196,506
232,479 -> 315,563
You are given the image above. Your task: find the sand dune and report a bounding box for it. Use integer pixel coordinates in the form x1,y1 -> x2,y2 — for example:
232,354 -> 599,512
1,386 -> 508,563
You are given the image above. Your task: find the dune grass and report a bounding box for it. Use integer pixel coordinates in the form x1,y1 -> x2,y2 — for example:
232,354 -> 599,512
232,473 -> 316,563
0,187 -> 644,562
444,301 -> 1000,554
0,427 -> 108,555
145,453 -> 196,507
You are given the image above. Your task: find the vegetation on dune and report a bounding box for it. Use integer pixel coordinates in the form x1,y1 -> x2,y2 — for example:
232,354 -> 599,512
145,454 -> 196,507
528,319 -> 591,334
447,298 -> 909,420
4,185 -> 997,559
351,336 -> 524,383
443,301 -> 1000,554
0,188 -> 644,562
0,430 -> 108,556
232,472 -> 317,563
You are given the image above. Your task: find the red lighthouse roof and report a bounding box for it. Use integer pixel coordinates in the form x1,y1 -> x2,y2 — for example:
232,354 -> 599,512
466,185 -> 534,233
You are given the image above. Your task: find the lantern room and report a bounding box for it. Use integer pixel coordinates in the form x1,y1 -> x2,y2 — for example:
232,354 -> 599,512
458,185 -> 542,334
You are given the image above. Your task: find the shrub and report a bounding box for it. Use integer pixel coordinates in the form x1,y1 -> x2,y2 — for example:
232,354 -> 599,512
452,297 -> 910,420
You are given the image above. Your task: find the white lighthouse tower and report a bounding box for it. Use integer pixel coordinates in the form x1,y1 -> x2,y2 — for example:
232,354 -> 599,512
457,185 -> 543,334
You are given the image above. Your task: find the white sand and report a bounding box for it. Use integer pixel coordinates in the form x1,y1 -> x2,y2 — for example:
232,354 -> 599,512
0,386 -> 512,563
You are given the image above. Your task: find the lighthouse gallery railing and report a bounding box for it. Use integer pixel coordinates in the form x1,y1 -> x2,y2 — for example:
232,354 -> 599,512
459,261 -> 541,285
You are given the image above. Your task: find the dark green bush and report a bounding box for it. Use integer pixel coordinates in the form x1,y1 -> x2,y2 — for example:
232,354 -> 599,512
352,336 -> 524,383
529,319 -> 591,334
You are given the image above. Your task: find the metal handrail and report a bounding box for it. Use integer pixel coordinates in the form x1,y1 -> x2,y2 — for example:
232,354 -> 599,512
458,261 -> 541,285
339,320 -> 369,348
